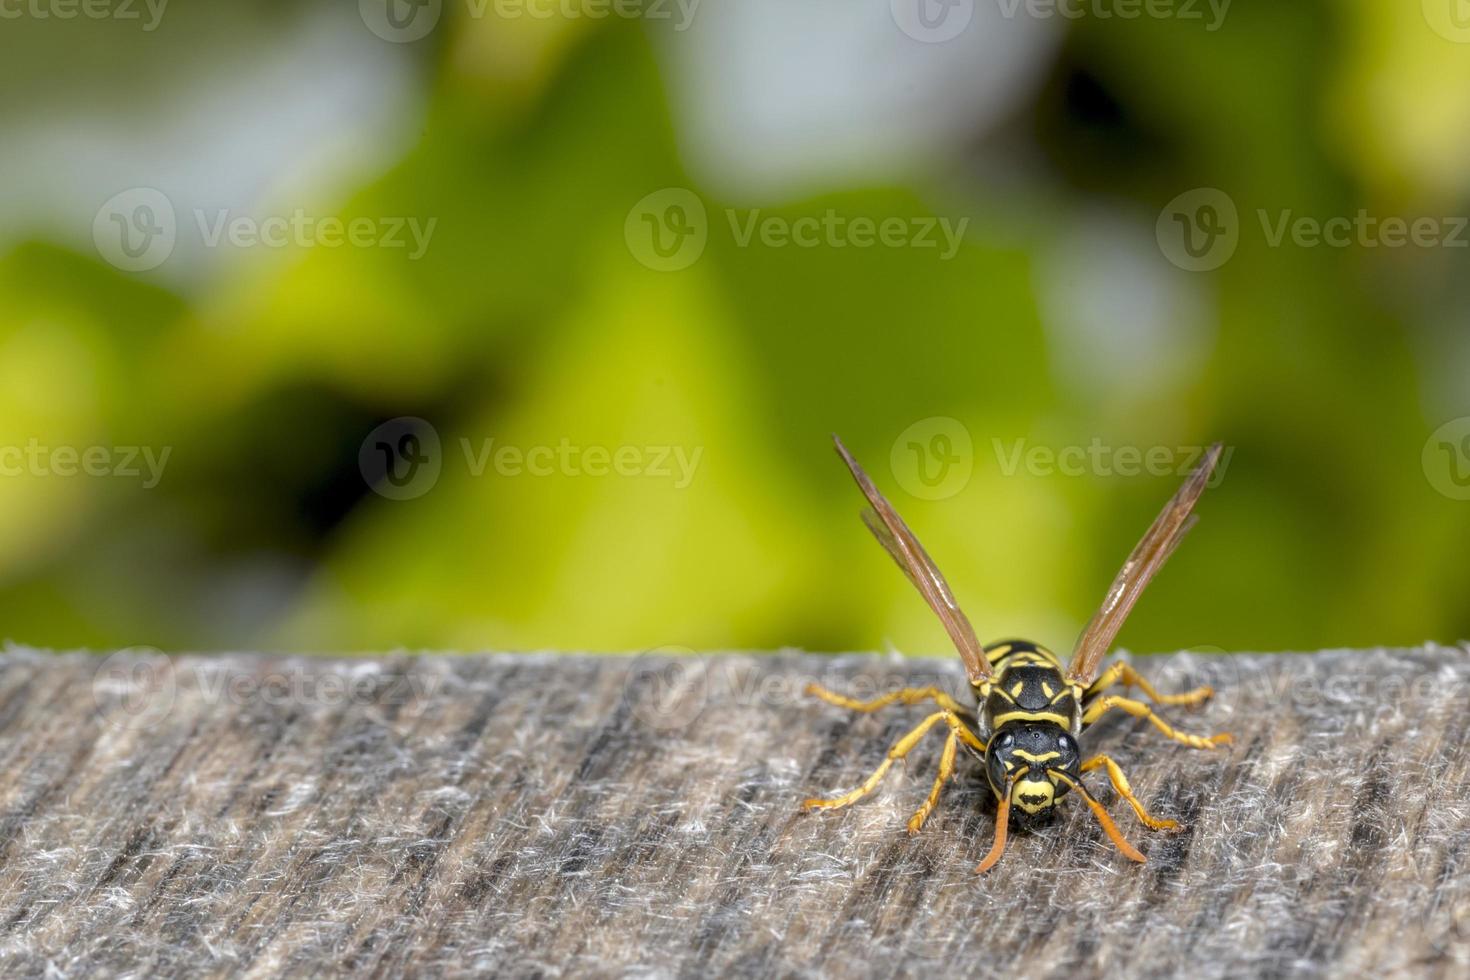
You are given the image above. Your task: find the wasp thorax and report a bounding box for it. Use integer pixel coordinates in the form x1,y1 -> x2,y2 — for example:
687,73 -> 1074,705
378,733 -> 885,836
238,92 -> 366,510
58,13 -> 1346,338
985,724 -> 1081,814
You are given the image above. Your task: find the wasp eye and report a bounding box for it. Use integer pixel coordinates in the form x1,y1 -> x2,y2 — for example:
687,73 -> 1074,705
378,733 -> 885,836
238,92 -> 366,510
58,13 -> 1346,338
1058,734 -> 1077,754
996,732 -> 1014,749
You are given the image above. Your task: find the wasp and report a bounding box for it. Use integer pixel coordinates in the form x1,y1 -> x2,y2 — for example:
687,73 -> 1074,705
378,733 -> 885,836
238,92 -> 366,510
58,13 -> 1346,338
803,436 -> 1229,872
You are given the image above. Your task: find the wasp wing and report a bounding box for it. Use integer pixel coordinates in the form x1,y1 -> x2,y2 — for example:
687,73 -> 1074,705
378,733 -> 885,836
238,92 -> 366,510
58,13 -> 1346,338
1065,443 -> 1222,686
833,434 -> 990,682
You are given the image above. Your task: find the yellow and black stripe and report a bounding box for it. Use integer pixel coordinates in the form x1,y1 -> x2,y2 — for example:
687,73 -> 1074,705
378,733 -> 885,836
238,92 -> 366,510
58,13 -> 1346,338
975,640 -> 1084,735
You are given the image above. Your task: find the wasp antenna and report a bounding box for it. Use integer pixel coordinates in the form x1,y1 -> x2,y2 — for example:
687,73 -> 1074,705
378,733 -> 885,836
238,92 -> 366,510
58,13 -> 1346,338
1052,770 -> 1145,864
976,769 -> 1024,874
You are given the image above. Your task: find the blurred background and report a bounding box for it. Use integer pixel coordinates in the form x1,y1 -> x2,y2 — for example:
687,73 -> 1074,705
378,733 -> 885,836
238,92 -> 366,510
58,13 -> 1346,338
0,1 -> 1467,658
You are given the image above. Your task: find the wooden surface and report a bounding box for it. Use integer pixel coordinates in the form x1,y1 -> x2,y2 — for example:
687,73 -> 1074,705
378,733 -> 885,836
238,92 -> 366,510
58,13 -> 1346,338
1,645 -> 1468,978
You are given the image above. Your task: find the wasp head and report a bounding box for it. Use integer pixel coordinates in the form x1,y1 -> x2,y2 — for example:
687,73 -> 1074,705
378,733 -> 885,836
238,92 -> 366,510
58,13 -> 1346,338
985,724 -> 1081,817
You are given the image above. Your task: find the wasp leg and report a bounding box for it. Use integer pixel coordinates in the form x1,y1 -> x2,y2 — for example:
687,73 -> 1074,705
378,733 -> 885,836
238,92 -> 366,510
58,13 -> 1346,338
1082,695 -> 1231,749
802,711 -> 947,812
1087,662 -> 1213,707
904,711 -> 985,833
1081,754 -> 1178,830
805,682 -> 968,716
1050,771 -> 1145,864
803,710 -> 983,815
906,730 -> 958,835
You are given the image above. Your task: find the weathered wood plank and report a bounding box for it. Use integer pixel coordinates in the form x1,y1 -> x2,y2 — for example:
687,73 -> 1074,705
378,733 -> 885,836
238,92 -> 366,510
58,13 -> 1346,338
0,646 -> 1467,978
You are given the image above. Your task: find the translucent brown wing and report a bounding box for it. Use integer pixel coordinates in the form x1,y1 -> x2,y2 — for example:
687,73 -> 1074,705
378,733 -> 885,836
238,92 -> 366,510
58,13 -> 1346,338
1065,443 -> 1223,685
833,434 -> 990,682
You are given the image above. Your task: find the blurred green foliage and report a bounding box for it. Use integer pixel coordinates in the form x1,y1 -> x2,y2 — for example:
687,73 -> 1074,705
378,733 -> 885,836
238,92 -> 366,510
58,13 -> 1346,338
0,3 -> 1467,657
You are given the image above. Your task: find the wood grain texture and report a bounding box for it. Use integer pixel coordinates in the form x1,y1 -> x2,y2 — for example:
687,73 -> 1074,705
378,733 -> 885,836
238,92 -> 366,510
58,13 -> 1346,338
1,645 -> 1468,978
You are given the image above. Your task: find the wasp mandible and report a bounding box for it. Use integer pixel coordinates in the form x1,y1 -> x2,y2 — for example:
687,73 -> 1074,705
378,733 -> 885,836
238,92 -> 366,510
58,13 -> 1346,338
803,436 -> 1230,872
